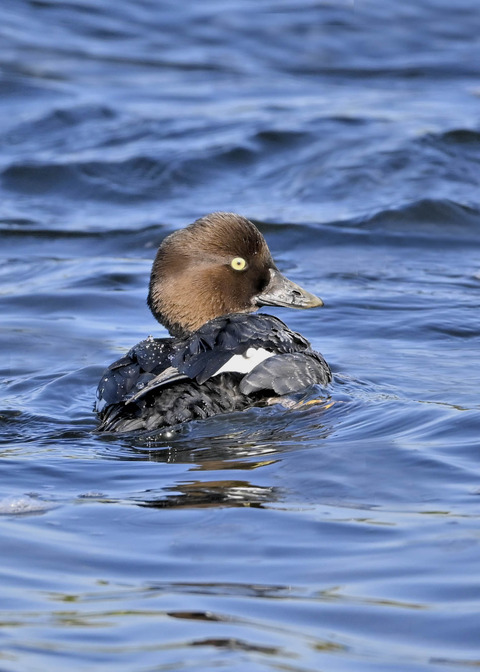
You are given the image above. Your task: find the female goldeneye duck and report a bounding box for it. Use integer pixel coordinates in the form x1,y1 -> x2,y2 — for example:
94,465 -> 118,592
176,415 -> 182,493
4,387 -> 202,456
95,212 -> 331,433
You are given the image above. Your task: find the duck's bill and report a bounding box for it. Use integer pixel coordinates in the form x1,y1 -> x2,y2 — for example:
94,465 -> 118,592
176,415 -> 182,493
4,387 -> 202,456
255,268 -> 324,309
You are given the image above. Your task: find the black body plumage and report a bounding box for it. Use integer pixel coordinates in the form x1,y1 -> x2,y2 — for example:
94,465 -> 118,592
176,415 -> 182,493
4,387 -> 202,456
96,314 -> 331,432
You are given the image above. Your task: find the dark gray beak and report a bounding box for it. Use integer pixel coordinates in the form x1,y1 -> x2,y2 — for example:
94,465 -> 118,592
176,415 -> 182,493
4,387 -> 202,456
255,268 -> 324,309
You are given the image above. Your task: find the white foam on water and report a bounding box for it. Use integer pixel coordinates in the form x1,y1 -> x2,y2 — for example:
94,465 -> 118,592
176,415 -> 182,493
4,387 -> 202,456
0,495 -> 55,516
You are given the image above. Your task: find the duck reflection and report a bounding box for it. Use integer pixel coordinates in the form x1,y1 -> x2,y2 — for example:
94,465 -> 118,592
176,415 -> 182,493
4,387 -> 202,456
102,399 -> 335,510
138,477 -> 278,509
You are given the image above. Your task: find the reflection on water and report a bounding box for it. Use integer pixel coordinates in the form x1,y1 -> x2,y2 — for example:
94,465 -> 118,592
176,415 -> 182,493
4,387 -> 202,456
103,400 -> 334,508
138,479 -> 277,509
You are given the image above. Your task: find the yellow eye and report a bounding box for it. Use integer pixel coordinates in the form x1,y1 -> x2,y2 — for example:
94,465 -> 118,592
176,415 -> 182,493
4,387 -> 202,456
230,257 -> 247,271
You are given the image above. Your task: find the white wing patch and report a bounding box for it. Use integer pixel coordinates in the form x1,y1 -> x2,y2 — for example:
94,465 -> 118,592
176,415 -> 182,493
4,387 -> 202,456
214,347 -> 274,376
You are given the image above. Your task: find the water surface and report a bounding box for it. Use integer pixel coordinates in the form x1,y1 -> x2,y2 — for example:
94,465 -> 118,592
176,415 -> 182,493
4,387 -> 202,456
1,1 -> 480,670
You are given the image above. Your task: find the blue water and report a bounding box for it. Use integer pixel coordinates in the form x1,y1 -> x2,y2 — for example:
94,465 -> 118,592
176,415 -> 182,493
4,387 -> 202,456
1,1 -> 480,670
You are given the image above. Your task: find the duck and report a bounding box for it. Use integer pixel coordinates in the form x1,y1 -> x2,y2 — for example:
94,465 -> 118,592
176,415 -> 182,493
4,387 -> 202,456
95,212 -> 331,433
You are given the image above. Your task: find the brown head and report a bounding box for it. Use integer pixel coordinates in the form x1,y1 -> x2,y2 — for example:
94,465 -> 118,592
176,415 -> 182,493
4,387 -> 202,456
147,212 -> 323,337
